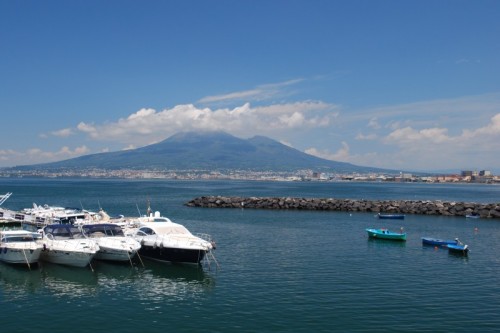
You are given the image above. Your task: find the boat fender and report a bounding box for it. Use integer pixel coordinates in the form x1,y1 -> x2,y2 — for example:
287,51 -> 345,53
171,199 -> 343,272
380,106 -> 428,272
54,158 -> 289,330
211,241 -> 217,249
42,244 -> 47,251
140,239 -> 145,246
153,242 -> 157,249
159,242 -> 163,249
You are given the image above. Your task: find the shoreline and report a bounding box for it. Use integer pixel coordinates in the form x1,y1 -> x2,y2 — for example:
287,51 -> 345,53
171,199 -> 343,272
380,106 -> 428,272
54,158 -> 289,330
185,196 -> 500,219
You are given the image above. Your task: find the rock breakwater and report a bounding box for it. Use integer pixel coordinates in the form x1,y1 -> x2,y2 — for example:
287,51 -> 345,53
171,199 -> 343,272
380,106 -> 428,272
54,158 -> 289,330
185,196 -> 500,219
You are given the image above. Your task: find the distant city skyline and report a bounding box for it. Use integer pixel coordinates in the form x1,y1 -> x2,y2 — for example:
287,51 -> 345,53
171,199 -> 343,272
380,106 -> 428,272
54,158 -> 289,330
1,1 -> 499,173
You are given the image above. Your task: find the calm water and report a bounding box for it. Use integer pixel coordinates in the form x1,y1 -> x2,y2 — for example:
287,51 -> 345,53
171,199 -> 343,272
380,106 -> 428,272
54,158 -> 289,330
1,179 -> 499,332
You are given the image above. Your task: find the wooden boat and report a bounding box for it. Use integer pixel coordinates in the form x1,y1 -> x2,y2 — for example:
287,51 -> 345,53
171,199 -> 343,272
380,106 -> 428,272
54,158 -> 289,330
376,213 -> 405,220
422,237 -> 458,247
447,243 -> 469,256
366,228 -> 406,241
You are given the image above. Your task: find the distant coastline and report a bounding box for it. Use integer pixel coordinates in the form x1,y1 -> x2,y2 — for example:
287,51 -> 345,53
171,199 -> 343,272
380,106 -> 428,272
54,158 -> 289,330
0,168 -> 498,184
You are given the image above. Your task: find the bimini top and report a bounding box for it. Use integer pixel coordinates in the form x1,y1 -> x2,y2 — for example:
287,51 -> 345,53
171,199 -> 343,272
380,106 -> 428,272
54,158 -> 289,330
81,223 -> 124,237
1,230 -> 36,243
43,224 -> 85,239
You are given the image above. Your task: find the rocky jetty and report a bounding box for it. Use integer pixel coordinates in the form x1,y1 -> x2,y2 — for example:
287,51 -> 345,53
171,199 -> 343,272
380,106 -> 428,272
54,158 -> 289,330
185,196 -> 500,219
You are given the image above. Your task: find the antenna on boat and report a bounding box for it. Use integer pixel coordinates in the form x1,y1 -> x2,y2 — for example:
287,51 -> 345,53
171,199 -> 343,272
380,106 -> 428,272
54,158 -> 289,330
0,192 -> 12,206
146,197 -> 152,217
136,203 -> 142,217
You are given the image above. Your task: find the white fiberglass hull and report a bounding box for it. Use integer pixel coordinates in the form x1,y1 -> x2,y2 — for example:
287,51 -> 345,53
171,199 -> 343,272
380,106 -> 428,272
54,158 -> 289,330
40,240 -> 99,267
93,237 -> 141,262
0,244 -> 43,265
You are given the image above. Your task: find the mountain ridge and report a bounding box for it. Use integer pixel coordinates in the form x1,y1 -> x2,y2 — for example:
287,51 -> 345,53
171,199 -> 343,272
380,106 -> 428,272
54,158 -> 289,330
9,131 -> 398,174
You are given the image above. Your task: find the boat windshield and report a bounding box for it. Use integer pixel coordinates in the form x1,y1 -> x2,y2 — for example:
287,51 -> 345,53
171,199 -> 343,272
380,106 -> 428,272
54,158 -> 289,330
82,224 -> 124,237
44,225 -> 86,239
1,234 -> 35,243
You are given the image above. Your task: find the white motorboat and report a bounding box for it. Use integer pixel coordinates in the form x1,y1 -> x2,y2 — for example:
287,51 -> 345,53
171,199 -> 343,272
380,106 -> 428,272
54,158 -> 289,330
127,211 -> 216,265
21,204 -> 101,225
40,224 -> 99,268
0,230 -> 43,267
81,223 -> 141,262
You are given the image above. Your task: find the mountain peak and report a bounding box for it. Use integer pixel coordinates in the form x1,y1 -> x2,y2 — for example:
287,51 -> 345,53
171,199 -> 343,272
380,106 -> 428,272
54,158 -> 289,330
10,131 -> 393,173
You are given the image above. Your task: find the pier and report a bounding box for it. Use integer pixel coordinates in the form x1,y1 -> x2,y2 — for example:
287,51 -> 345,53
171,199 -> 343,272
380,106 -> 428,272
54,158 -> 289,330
185,196 -> 500,219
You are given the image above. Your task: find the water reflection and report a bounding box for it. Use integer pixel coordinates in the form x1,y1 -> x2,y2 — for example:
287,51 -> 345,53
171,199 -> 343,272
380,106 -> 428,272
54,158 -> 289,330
0,263 -> 43,296
0,259 -> 216,301
128,260 -> 216,302
366,238 -> 407,248
39,261 -> 99,297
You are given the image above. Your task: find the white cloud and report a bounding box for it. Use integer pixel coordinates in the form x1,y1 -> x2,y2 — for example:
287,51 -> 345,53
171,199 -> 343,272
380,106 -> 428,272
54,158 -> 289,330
305,141 -> 350,162
75,101 -> 338,145
355,133 -> 378,140
50,128 -> 73,137
384,127 -> 451,145
368,117 -> 381,129
0,146 -> 90,166
198,79 -> 304,104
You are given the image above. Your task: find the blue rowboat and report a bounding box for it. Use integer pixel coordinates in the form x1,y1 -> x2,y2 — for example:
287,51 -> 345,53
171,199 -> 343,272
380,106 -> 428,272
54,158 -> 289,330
422,237 -> 458,247
366,228 -> 406,241
447,243 -> 469,256
377,213 -> 405,220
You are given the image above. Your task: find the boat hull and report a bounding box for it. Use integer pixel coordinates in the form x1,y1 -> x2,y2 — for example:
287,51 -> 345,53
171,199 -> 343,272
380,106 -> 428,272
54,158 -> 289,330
366,228 -> 406,241
377,213 -> 405,220
40,249 -> 96,267
422,237 -> 457,247
92,238 -> 141,262
447,244 -> 469,256
138,245 -> 207,264
0,246 -> 42,265
94,246 -> 139,262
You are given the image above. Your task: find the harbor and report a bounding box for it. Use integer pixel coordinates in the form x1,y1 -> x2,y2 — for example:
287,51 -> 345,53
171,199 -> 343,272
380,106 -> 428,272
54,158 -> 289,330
0,192 -> 218,270
1,178 -> 500,333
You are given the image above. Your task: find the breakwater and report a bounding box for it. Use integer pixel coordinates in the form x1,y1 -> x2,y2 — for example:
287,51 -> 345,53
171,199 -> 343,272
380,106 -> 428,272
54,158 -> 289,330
185,196 -> 500,219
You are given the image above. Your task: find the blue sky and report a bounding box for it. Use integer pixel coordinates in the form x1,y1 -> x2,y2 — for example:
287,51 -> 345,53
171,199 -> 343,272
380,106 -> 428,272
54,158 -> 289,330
1,0 -> 499,173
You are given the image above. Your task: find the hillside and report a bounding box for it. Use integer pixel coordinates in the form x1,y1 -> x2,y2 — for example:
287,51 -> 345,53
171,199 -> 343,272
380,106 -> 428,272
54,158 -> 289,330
11,131 -> 395,173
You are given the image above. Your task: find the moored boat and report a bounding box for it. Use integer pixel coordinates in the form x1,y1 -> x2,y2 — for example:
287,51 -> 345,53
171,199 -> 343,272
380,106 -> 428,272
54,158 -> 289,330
127,211 -> 216,265
40,224 -> 100,268
0,230 -> 43,267
377,213 -> 405,220
447,239 -> 469,256
366,228 -> 406,241
81,223 -> 141,263
422,237 -> 458,247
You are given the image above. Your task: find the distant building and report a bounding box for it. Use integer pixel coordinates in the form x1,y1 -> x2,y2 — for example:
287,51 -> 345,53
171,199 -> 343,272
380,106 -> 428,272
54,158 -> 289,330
479,170 -> 491,176
461,170 -> 473,177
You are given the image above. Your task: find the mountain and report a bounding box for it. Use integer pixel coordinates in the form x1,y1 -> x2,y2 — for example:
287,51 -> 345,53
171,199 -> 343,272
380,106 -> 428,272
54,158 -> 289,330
10,131 -> 396,173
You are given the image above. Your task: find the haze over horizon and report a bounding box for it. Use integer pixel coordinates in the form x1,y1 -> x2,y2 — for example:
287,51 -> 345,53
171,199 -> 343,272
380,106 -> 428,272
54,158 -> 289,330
1,1 -> 499,173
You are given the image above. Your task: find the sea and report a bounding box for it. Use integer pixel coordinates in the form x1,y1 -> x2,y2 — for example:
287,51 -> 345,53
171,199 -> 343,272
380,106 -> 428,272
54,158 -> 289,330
0,178 -> 499,333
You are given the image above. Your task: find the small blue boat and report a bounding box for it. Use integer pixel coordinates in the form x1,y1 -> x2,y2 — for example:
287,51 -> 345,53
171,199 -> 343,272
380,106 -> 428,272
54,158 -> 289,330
377,213 -> 405,220
422,237 -> 458,247
447,243 -> 469,256
366,228 -> 406,241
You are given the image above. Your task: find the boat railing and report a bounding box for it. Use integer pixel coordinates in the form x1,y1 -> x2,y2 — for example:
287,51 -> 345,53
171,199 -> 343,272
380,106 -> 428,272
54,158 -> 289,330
0,239 -> 39,250
195,233 -> 213,243
44,233 -> 98,251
